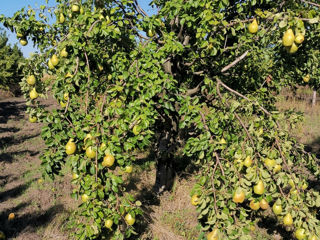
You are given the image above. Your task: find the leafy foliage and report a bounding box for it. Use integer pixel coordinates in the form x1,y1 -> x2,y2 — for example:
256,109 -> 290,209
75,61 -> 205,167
1,0 -> 320,239
0,28 -> 24,94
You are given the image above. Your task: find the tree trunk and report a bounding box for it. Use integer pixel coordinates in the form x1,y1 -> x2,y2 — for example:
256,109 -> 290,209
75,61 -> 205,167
312,89 -> 317,107
152,131 -> 176,195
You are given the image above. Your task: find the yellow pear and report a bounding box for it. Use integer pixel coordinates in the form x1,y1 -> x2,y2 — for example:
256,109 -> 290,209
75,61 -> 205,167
105,219 -> 113,229
72,4 -> 80,13
51,54 -> 59,66
283,213 -> 293,226
125,213 -> 135,226
65,72 -> 73,78
60,101 -> 67,108
147,29 -> 154,37
66,139 -> 76,155
248,19 -> 258,34
59,13 -> 65,24
286,42 -> 298,54
233,188 -> 245,203
273,164 -> 282,173
243,156 -> 253,167
30,88 -> 39,100
20,39 -> 28,46
81,194 -> 89,202
27,75 -> 36,85
29,116 -> 37,123
106,15 -> 111,25
295,33 -> 304,44
60,48 -> 68,57
303,74 -> 310,83
16,32 -> 24,38
282,29 -> 295,47
207,229 -> 219,240
48,59 -> 55,70
253,180 -> 264,195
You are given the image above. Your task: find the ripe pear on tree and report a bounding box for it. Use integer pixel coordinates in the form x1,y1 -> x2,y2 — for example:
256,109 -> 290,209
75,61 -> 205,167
248,19 -> 258,34
295,33 -> 304,44
282,29 -> 295,46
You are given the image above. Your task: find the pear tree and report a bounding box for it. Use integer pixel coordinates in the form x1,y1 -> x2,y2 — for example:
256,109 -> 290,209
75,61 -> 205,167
1,0 -> 320,239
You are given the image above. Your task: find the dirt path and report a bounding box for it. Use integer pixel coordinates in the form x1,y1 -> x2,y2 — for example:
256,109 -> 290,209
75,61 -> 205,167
0,97 -> 71,240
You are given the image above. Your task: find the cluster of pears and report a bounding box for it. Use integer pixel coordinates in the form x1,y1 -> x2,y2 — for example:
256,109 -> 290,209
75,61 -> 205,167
282,29 -> 304,54
26,75 -> 38,99
16,31 -> 28,46
66,134 -> 136,230
232,179 -> 268,211
48,54 -> 59,70
26,74 -> 39,122
66,134 -> 133,171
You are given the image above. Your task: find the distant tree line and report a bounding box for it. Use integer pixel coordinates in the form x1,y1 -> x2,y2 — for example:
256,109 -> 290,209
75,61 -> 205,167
0,28 -> 24,95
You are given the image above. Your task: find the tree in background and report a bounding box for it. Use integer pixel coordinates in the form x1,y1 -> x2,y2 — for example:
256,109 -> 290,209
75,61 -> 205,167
0,28 -> 24,95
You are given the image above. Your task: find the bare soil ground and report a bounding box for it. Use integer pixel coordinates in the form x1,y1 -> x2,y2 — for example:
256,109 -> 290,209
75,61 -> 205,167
0,96 -> 74,240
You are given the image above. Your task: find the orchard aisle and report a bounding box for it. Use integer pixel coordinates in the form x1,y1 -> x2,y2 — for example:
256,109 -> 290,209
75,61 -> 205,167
0,96 -> 71,240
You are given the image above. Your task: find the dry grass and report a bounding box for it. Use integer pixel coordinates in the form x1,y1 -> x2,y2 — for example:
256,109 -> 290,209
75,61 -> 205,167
150,177 -> 199,240
276,87 -> 320,153
126,164 -> 199,240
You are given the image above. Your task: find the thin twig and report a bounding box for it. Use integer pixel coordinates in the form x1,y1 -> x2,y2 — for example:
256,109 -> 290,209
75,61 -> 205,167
58,33 -> 69,45
210,168 -> 219,214
216,81 -> 287,199
300,0 -> 320,7
275,137 -> 300,193
83,50 -> 91,74
65,117 -> 76,133
73,57 -> 79,76
193,70 -> 204,75
83,50 -> 91,114
216,82 -> 260,167
100,95 -> 106,114
85,91 -> 89,115
134,0 -> 149,16
221,50 -> 249,73
215,153 -> 225,177
216,78 -> 271,116
185,82 -> 202,96
95,148 -> 98,182
64,97 -> 70,114
199,111 -> 225,176
88,20 -> 101,34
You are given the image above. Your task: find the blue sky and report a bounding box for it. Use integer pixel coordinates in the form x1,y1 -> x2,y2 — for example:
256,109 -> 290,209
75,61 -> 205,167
0,0 -> 154,57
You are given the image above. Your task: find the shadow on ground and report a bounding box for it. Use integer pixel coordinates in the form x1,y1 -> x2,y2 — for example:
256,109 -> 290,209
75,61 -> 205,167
257,217 -> 293,240
0,150 -> 40,163
0,180 -> 35,202
0,204 -> 65,239
305,137 -> 320,159
0,100 -> 26,124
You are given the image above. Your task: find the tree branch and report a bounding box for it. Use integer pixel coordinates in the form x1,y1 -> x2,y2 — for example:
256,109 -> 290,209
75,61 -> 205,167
199,111 -> 225,177
134,0 -> 149,17
300,0 -> 320,7
73,57 -> 79,76
87,20 -> 101,34
221,50 -> 249,73
185,82 -> 202,96
216,78 -> 271,116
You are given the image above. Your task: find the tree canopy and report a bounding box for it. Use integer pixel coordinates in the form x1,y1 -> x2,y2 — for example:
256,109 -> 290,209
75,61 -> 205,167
1,0 -> 320,239
0,28 -> 24,94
